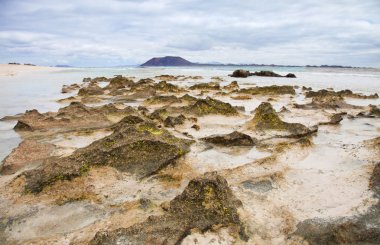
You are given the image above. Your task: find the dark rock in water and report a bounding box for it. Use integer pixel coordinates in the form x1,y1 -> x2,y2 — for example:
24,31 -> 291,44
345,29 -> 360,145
164,114 -> 186,128
252,71 -> 282,77
90,172 -> 248,245
285,73 -> 296,78
302,86 -> 312,91
230,69 -> 251,78
61,83 -> 80,93
201,131 -> 257,146
23,120 -> 193,193
189,82 -> 220,90
247,102 -> 316,137
251,71 -> 296,78
238,85 -> 295,95
319,113 -> 344,125
184,97 -> 238,116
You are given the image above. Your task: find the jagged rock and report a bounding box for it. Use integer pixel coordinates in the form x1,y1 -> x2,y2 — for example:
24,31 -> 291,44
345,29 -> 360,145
61,83 -> 80,93
319,113 -> 344,125
238,85 -> 295,95
247,102 -> 316,137
306,89 -> 379,99
223,81 -> 239,91
90,172 -> 247,245
149,108 -> 169,121
154,75 -> 184,81
164,114 -> 186,128
13,103 -> 136,132
144,95 -> 181,105
22,120 -> 192,193
105,75 -> 134,90
184,97 -> 238,116
358,105 -> 380,118
230,69 -> 250,78
201,131 -> 257,146
78,84 -> 104,96
1,140 -> 55,175
189,82 -> 220,90
155,81 -> 183,92
295,94 -> 351,110
370,162 -> 380,197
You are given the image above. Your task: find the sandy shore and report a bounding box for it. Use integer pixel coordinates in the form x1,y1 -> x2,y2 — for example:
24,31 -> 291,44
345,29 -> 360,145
0,64 -> 61,76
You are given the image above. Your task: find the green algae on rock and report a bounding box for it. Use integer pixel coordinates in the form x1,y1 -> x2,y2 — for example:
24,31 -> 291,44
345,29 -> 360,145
184,97 -> 238,116
189,82 -> 220,90
90,172 -> 248,245
238,85 -> 295,96
247,102 -> 316,137
22,119 -> 193,193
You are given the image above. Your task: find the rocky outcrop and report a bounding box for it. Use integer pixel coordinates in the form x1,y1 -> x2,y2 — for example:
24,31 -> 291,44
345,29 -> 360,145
61,83 -> 80,93
201,131 -> 257,146
319,113 -> 344,125
105,75 -> 134,90
90,172 -> 247,245
141,56 -> 194,66
184,97 -> 238,116
189,82 -> 220,90
164,114 -> 186,128
1,140 -> 55,175
22,119 -> 193,193
230,70 -> 296,78
13,102 -> 136,132
306,89 -> 379,99
78,84 -> 104,96
238,85 -> 295,95
246,102 -> 316,137
230,69 -> 251,78
223,81 -> 239,91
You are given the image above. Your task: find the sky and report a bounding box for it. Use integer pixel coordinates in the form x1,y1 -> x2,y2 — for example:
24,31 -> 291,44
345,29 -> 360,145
0,0 -> 379,67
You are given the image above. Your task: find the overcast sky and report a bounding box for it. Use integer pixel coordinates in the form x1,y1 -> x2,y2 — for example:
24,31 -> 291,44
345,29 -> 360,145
0,0 -> 379,67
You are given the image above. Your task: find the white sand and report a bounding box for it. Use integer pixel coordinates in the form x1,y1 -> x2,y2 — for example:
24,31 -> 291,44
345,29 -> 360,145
0,64 -> 61,76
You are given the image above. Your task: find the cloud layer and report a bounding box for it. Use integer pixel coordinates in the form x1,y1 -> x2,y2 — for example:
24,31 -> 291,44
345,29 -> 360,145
0,0 -> 379,67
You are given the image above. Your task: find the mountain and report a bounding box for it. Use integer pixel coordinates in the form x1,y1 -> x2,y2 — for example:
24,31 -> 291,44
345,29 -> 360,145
141,56 -> 194,66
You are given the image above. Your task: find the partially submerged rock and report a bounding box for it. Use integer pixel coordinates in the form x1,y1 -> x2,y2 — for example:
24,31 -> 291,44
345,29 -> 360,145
22,120 -> 192,193
78,84 -> 103,96
90,172 -> 247,245
201,131 -> 257,146
246,102 -> 316,137
238,85 -> 295,96
223,81 -> 239,91
230,69 -> 250,78
61,83 -> 80,93
319,113 -> 344,125
105,75 -> 134,90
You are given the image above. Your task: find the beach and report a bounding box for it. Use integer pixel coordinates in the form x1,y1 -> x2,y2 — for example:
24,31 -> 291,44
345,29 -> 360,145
0,64 -> 379,244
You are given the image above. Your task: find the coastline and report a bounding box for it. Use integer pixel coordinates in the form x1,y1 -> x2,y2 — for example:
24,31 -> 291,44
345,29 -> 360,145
0,64 -> 61,77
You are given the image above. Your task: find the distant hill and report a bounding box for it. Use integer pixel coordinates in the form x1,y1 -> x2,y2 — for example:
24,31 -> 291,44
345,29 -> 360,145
141,56 -> 194,66
55,65 -> 72,67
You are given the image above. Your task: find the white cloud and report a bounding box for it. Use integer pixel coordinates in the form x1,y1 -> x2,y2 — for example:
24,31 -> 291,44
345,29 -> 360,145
0,0 -> 379,67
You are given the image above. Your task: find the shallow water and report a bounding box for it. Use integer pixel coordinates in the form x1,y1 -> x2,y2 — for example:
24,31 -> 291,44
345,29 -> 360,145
0,66 -> 379,161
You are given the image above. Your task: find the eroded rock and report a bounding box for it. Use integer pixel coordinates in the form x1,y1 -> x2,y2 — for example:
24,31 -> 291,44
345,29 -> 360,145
201,131 -> 257,146
238,85 -> 295,96
246,102 -> 316,137
184,97 -> 238,116
90,172 -> 247,245
22,119 -> 192,193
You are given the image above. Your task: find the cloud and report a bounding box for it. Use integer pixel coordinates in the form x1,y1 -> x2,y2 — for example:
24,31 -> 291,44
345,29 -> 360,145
0,0 -> 379,66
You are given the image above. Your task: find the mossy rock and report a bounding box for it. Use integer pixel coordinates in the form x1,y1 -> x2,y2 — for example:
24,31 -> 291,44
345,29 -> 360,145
201,131 -> 257,146
90,172 -> 247,245
184,97 -> 238,116
22,120 -> 193,193
189,82 -> 220,90
247,102 -> 315,137
239,85 -> 295,95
